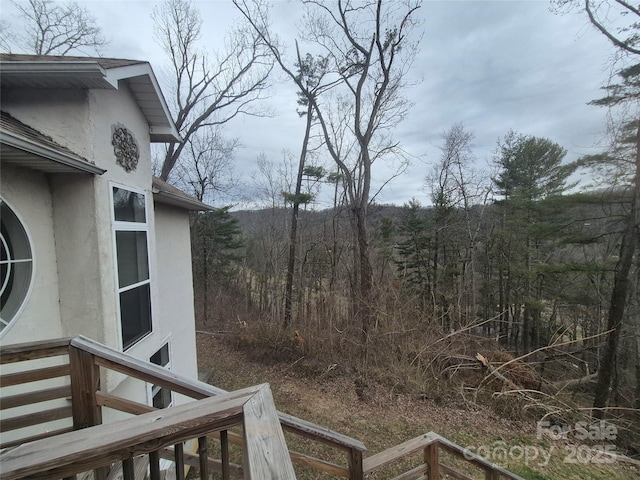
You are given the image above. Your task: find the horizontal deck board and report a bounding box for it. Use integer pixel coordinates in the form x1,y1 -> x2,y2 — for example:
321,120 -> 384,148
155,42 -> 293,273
0,405 -> 72,432
1,385 -> 71,410
0,426 -> 74,450
0,364 -> 70,387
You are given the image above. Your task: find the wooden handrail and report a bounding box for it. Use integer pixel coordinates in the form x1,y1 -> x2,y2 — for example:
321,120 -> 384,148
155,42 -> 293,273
0,336 -> 525,480
0,384 -> 295,480
363,432 -> 525,480
0,337 -> 71,364
363,432 -> 437,473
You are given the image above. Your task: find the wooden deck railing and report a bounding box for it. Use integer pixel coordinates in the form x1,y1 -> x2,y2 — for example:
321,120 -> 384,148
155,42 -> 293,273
0,336 -> 524,480
0,384 -> 295,480
0,336 -> 366,478
363,432 -> 524,480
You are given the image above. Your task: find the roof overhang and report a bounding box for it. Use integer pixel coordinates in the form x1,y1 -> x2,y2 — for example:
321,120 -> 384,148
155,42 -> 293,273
0,62 -> 110,88
104,63 -> 181,143
152,177 -> 214,211
1,129 -> 106,175
0,59 -> 181,143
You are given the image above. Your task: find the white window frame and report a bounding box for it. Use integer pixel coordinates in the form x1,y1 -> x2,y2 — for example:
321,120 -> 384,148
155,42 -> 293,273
147,337 -> 174,409
0,197 -> 35,337
110,183 -> 153,350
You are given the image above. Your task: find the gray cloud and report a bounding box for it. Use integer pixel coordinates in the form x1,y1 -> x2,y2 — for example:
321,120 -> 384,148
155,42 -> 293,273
0,0 -> 614,207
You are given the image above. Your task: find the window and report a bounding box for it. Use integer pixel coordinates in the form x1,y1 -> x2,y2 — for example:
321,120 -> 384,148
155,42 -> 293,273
112,186 -> 152,349
149,342 -> 172,408
1,199 -> 33,335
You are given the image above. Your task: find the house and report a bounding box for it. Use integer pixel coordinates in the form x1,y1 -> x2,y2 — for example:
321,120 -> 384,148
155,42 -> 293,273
0,53 -> 210,430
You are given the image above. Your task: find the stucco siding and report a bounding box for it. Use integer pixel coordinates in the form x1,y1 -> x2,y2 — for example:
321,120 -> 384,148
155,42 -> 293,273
154,203 -> 198,383
50,175 -> 107,342
88,84 -> 152,186
0,165 -> 63,343
0,88 -> 92,160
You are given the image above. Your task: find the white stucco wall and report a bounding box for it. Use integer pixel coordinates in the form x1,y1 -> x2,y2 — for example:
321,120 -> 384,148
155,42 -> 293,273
0,165 -> 63,343
0,88 -> 92,160
50,175 -> 105,342
153,203 -> 199,382
1,76 -> 199,416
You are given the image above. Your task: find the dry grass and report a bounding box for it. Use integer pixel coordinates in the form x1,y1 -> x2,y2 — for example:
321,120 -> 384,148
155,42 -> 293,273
196,330 -> 639,480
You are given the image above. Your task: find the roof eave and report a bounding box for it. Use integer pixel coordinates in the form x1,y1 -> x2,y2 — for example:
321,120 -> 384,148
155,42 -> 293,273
152,189 -> 214,211
0,130 -> 106,175
1,60 -> 181,144
150,125 -> 181,143
0,61 -> 113,88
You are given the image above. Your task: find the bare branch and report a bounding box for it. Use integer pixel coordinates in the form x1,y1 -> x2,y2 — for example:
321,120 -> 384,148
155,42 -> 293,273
154,0 -> 274,181
7,0 -> 108,55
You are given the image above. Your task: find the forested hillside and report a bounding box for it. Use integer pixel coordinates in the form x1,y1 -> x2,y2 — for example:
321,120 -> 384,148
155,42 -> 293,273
190,156 -> 639,455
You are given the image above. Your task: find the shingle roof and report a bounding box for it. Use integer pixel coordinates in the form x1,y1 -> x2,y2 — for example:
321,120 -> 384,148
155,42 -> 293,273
0,111 -> 105,174
152,176 -> 214,211
0,53 -> 146,70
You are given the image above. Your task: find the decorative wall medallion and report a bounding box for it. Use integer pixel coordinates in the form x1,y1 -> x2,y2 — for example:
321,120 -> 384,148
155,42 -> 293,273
112,125 -> 140,172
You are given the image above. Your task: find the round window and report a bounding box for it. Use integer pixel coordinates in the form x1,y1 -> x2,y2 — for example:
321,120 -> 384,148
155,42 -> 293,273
1,199 -> 33,335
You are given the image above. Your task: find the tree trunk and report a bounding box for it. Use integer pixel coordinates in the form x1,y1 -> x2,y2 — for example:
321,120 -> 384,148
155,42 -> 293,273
593,122 -> 640,419
355,205 -> 373,343
284,103 -> 314,328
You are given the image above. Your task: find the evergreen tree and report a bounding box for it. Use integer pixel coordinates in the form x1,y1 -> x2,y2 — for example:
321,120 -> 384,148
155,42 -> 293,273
491,132 -> 576,352
395,200 -> 432,305
191,207 -> 244,324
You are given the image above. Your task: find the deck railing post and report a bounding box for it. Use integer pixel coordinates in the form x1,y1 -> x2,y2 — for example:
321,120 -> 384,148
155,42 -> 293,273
220,430 -> 230,480
69,345 -> 102,430
348,448 -> 364,480
424,441 -> 439,479
198,435 -> 209,480
69,345 -> 107,480
174,443 -> 185,480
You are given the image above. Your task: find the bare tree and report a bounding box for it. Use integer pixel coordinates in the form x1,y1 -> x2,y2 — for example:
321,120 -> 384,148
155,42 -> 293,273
427,123 -> 491,325
2,0 -> 108,55
234,0 -> 339,328
555,1 -> 640,55
302,0 -> 422,342
173,127 -> 241,203
153,0 -> 274,182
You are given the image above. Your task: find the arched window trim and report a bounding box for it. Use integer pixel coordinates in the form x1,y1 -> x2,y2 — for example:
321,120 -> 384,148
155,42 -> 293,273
0,197 -> 35,338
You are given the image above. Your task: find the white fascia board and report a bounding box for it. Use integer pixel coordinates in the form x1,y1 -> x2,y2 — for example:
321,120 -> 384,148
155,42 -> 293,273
0,61 -> 106,76
0,61 -> 111,85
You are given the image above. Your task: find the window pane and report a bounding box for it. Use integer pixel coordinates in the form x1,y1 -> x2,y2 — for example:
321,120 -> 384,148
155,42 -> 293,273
153,386 -> 172,409
1,261 -> 32,324
113,187 -> 146,223
151,343 -> 170,367
115,231 -> 149,288
120,283 -> 152,349
1,201 -> 33,331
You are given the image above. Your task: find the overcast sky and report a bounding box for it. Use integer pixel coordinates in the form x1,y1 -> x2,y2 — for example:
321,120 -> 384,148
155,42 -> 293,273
1,0 -> 615,208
